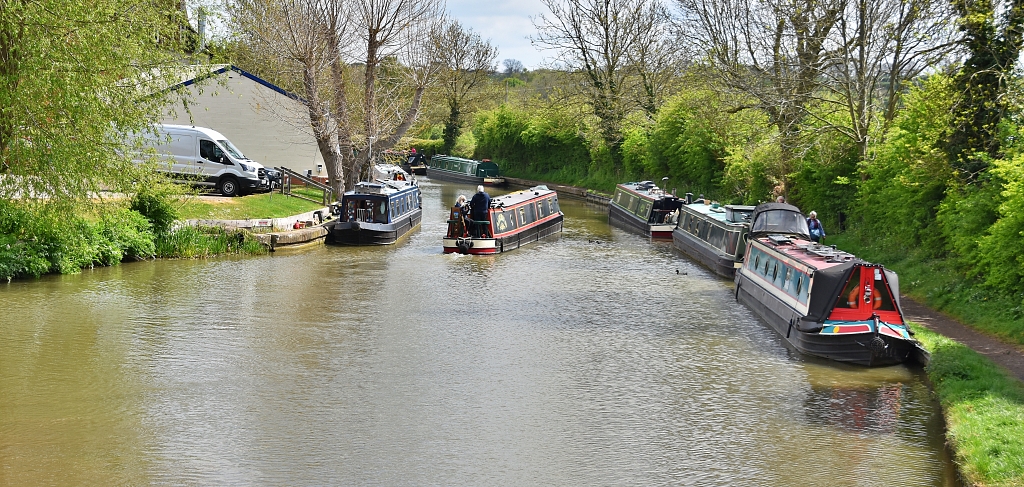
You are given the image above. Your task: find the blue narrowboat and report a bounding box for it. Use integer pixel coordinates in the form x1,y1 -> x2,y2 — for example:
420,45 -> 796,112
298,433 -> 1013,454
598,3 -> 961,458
328,165 -> 422,245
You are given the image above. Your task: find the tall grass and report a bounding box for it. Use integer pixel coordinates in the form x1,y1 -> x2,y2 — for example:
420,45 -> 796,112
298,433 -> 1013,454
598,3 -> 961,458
911,324 -> 1024,486
155,225 -> 267,258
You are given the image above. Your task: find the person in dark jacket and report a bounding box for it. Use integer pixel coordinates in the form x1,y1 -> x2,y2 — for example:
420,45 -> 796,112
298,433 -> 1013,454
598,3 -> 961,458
469,185 -> 491,237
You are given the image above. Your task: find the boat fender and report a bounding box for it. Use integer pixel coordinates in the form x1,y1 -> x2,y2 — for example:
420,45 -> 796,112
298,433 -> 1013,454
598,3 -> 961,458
786,319 -> 793,339
734,283 -> 740,302
796,317 -> 824,333
456,238 -> 471,255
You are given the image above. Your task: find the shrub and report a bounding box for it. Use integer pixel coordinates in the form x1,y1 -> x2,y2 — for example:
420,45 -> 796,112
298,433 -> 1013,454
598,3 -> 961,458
130,185 -> 180,235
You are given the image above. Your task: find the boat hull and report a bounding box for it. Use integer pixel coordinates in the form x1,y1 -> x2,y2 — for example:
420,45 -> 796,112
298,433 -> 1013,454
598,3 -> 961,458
608,203 -> 672,239
673,227 -> 738,278
444,215 -> 563,254
736,271 -> 919,366
328,209 -> 422,245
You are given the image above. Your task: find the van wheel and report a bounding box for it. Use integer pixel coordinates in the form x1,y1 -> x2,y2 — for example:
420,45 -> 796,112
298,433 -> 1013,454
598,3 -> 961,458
220,177 -> 239,197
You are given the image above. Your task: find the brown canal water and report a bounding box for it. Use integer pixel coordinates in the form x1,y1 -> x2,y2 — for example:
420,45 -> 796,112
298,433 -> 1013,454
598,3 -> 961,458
1,179 -> 957,486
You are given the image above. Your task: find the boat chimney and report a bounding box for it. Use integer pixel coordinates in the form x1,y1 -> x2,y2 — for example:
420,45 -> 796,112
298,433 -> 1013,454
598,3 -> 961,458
685,192 -> 693,204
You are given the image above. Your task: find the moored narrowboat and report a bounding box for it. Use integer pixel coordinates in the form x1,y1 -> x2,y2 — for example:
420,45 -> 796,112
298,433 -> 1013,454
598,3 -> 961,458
443,186 -> 563,255
608,181 -> 682,239
672,198 -> 754,278
426,155 -> 506,186
734,203 -> 927,366
328,173 -> 422,245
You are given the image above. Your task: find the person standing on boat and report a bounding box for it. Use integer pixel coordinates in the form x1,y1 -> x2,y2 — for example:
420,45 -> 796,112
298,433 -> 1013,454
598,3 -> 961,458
470,185 -> 491,237
807,211 -> 826,243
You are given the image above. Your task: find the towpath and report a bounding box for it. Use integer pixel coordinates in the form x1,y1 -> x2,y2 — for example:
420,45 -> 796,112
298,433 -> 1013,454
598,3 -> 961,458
901,296 -> 1024,382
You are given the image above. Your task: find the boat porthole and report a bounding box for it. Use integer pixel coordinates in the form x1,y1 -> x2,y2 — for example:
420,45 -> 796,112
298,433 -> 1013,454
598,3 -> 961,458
763,259 -> 769,275
772,264 -> 778,281
754,255 -> 760,269
797,277 -> 803,295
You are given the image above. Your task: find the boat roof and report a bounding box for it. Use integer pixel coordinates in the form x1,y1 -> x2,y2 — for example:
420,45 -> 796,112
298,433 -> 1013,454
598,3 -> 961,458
490,185 -> 557,209
617,181 -> 678,201
344,180 -> 417,198
750,234 -> 901,322
681,203 -> 755,225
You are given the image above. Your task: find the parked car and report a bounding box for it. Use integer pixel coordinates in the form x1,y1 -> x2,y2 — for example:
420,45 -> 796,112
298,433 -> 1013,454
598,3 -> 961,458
132,124 -> 274,196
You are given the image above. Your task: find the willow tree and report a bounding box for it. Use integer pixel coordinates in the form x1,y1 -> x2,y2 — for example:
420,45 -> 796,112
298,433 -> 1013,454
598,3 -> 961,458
0,0 -> 190,202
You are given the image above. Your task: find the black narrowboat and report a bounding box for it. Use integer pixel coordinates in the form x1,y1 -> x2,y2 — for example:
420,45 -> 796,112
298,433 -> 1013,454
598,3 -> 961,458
328,174 -> 422,245
608,181 -> 682,239
443,186 -> 563,255
427,155 -> 506,186
734,203 -> 927,366
672,198 -> 755,278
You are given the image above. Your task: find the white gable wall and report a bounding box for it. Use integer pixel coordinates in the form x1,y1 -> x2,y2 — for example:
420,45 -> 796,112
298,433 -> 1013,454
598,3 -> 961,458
162,70 -> 326,176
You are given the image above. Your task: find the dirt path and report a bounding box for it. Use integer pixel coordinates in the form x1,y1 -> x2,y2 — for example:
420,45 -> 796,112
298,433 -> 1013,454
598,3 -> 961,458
900,295 -> 1024,381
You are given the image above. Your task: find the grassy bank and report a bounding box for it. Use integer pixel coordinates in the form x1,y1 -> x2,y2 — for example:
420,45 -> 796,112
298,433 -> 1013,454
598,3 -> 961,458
176,190 -> 325,220
0,189 -> 324,280
911,323 -> 1024,486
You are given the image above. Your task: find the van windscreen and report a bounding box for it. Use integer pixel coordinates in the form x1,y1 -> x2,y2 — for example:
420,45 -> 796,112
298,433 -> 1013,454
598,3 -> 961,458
219,139 -> 246,160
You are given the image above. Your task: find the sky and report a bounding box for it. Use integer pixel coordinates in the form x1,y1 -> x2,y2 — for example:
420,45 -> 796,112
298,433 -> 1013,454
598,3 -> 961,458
445,0 -> 549,70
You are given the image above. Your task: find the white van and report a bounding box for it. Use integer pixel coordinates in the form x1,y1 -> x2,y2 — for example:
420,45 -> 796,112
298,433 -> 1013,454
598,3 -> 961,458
134,124 -> 277,196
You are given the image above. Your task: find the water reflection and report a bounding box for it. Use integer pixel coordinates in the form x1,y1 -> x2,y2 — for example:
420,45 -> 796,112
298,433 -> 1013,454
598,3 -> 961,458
0,178 -> 956,486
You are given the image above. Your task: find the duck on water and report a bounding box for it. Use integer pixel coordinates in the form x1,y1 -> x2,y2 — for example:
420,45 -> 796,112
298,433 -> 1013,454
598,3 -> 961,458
734,203 -> 928,367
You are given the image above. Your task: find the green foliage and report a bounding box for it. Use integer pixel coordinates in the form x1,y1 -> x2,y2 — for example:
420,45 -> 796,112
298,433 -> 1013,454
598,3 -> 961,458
648,94 -> 726,193
721,142 -> 778,205
977,155 -> 1024,299
97,208 -> 156,264
854,75 -> 956,252
405,138 -> 446,157
0,200 -> 158,280
0,0 -> 190,202
474,105 -> 591,178
788,138 -> 859,232
912,325 -> 1024,487
130,184 -> 181,235
452,131 -> 477,158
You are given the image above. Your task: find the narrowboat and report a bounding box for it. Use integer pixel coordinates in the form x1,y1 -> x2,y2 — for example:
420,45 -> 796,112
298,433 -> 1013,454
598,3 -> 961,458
734,203 -> 927,366
427,155 -> 506,186
403,151 -> 427,175
672,196 -> 755,278
370,162 -> 415,184
443,185 -> 563,255
327,170 -> 422,245
608,181 -> 682,239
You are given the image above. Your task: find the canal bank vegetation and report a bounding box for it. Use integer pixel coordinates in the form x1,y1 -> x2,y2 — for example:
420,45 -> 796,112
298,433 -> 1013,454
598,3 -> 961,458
911,324 -> 1024,487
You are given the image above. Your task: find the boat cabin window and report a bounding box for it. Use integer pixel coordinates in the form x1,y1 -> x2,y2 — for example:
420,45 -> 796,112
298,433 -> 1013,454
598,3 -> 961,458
872,268 -> 896,311
836,268 -> 862,309
547,196 -> 559,215
523,202 -> 537,224
751,209 -> 810,235
636,199 -> 652,220
494,209 -> 518,233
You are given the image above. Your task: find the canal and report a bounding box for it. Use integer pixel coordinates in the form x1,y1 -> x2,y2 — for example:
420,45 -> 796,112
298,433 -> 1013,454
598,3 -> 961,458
1,178 -> 957,486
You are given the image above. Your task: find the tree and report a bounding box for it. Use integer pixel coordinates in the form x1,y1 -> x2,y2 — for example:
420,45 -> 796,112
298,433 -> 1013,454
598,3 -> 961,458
231,0 -> 442,194
675,0 -> 845,193
0,0 -> 189,202
532,0 -> 673,167
945,0 -> 1024,181
503,58 -> 525,75
432,19 -> 498,154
